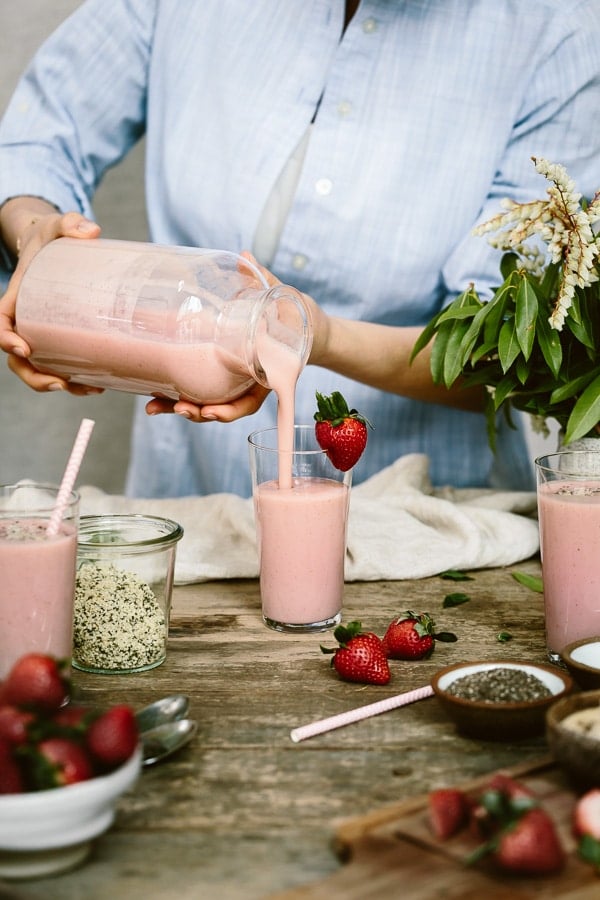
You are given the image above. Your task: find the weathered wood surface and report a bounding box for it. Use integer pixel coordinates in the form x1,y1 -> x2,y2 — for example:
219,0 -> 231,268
3,557 -> 558,900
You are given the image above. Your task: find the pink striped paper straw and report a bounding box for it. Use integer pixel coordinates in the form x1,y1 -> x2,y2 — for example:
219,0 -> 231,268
46,418 -> 95,537
290,684 -> 434,743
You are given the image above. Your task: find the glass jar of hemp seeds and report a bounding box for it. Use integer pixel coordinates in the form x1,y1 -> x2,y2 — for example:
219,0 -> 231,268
73,514 -> 183,674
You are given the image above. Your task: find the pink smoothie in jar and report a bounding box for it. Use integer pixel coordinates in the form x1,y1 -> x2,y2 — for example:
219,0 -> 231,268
537,480 -> 600,659
0,519 -> 78,678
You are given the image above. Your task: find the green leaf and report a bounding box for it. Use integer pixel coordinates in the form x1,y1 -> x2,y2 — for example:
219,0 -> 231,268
564,372 -> 600,443
443,592 -> 470,608
443,319 -> 473,386
493,372 -> 519,410
578,834 -> 600,868
499,252 -> 520,281
566,293 -> 595,350
536,308 -> 563,378
440,570 -> 474,581
410,311 -> 443,363
483,281 -> 514,347
436,302 -> 483,323
511,572 -> 543,592
498,318 -> 521,372
514,277 -> 538,359
429,320 -> 454,385
550,369 -> 600,405
456,301 -> 505,369
484,396 -> 498,452
515,354 -> 530,385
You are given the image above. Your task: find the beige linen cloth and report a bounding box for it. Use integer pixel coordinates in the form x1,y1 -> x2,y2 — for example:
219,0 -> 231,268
79,454 -> 539,584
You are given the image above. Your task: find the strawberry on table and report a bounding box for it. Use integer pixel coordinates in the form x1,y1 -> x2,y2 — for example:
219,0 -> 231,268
382,611 -> 457,660
573,787 -> 600,869
3,653 -> 70,712
321,621 -> 390,685
467,780 -> 566,876
314,390 -> 371,471
491,807 -> 566,875
428,788 -> 471,840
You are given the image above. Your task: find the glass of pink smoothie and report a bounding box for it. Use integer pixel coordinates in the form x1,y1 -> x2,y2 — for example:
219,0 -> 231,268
0,482 -> 79,679
248,425 -> 351,633
536,451 -> 600,664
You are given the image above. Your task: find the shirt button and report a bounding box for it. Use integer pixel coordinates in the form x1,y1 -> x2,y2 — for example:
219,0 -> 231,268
337,100 -> 352,117
362,17 -> 378,34
292,253 -> 308,271
315,178 -> 333,196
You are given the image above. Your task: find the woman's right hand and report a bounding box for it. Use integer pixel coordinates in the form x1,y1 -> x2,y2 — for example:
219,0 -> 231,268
0,200 -> 103,394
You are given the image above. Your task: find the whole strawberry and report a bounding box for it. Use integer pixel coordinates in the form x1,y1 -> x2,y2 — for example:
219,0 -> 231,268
27,737 -> 94,789
3,653 -> 70,712
0,738 -> 25,794
428,788 -> 471,840
467,782 -> 566,876
314,391 -> 370,471
573,787 -> 600,869
0,704 -> 35,745
86,704 -> 139,768
322,621 -> 390,685
382,611 -> 456,660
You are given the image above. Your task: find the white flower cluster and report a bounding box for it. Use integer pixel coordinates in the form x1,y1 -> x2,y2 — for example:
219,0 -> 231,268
473,157 -> 600,330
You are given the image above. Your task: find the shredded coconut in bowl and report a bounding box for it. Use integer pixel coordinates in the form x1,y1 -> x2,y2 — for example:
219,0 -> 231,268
74,561 -> 166,672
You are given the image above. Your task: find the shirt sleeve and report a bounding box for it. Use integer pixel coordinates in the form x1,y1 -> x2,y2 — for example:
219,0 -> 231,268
441,2 -> 600,301
0,0 -> 157,220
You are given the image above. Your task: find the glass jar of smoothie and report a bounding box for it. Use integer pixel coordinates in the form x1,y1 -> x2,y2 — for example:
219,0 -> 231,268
15,238 -> 312,404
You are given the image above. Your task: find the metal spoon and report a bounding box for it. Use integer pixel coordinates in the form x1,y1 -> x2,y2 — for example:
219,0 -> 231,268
135,695 -> 190,734
141,719 -> 198,766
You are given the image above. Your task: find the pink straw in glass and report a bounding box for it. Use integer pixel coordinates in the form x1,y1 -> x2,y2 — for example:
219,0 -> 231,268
46,418 -> 95,537
290,684 -> 434,743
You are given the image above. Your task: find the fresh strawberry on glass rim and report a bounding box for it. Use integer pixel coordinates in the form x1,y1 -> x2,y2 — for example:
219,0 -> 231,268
314,390 -> 371,471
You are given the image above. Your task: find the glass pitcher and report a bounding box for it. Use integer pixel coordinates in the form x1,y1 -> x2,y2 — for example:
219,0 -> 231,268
15,237 -> 312,404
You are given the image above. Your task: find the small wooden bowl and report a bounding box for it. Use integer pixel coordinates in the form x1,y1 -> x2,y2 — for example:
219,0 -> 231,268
546,690 -> 600,790
432,660 -> 573,741
559,637 -> 600,690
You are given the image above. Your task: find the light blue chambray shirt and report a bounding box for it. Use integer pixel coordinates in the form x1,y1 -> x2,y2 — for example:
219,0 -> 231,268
1,0 -> 600,497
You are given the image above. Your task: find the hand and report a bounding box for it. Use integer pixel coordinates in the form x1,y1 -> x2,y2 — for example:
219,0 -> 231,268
0,204 -> 103,395
145,382 -> 272,422
145,251 -> 321,424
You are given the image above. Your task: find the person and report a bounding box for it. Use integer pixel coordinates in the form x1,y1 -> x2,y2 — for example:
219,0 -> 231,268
1,0 -> 599,498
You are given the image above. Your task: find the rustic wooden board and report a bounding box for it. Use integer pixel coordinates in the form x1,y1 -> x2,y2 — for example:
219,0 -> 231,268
270,757 -> 600,899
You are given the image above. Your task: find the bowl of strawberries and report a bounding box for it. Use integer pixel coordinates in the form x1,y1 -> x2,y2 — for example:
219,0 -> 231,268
0,653 -> 141,880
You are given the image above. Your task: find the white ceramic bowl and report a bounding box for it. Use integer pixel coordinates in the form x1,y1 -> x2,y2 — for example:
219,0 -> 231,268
560,637 -> 600,690
0,746 -> 142,880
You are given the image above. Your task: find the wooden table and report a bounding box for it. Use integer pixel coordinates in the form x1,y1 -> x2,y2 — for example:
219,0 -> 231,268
4,555 -> 565,900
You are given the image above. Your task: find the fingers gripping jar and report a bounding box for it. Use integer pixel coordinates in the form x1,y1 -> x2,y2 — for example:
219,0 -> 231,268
15,238 -> 312,403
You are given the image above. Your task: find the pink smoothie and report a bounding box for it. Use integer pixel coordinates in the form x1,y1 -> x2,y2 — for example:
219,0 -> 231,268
0,519 -> 78,678
19,319 -> 256,404
537,481 -> 600,656
255,477 -> 349,627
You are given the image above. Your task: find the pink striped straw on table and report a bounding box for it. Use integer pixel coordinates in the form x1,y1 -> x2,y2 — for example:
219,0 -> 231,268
290,684 -> 434,743
46,418 -> 95,536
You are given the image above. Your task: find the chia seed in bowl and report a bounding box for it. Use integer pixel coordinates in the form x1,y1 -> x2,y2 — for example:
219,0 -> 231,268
431,660 -> 573,741
445,667 -> 552,704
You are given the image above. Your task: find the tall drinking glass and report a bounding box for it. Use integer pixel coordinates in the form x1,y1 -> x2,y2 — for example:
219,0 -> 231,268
535,451 -> 600,664
248,425 -> 351,633
0,482 -> 79,678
